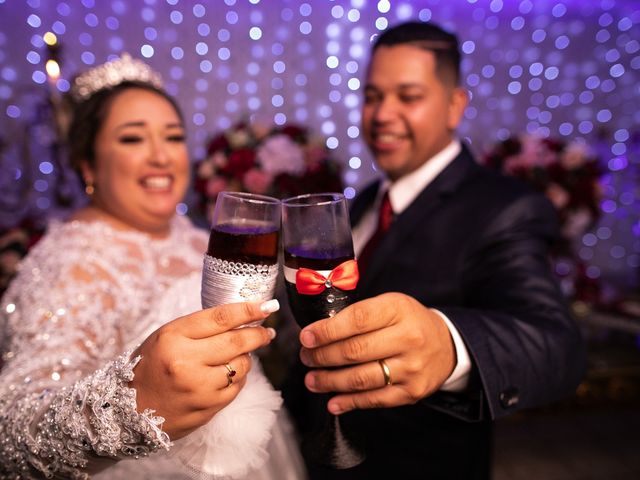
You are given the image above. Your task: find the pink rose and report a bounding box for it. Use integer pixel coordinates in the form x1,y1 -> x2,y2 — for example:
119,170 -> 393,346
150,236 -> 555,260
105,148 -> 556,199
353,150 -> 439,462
206,177 -> 228,198
243,168 -> 274,194
561,142 -> 589,170
212,151 -> 228,169
197,158 -> 215,179
250,121 -> 272,141
545,183 -> 570,210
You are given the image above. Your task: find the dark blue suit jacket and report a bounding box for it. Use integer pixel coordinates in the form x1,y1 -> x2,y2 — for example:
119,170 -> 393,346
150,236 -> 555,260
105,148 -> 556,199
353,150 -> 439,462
287,145 -> 586,479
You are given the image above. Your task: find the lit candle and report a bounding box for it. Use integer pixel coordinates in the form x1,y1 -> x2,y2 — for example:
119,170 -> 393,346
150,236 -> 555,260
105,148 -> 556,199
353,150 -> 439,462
46,59 -> 60,83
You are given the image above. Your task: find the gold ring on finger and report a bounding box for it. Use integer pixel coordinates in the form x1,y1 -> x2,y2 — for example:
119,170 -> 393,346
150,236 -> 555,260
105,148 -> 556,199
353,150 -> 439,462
224,363 -> 237,387
378,359 -> 392,386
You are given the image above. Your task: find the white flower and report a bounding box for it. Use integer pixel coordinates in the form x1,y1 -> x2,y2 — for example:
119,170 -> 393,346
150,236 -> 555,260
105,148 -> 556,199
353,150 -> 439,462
256,134 -> 306,176
561,141 -> 590,169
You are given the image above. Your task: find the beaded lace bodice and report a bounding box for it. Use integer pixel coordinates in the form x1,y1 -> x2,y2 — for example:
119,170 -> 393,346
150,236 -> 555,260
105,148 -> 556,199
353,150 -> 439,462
0,215 -> 208,478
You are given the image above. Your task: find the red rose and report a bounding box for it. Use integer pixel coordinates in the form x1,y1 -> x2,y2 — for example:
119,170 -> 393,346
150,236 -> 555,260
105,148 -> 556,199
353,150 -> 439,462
220,148 -> 257,179
279,125 -> 307,143
207,133 -> 229,155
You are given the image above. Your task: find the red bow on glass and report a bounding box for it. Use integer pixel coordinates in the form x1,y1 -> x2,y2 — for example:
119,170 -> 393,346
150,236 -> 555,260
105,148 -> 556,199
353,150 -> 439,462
295,259 -> 360,295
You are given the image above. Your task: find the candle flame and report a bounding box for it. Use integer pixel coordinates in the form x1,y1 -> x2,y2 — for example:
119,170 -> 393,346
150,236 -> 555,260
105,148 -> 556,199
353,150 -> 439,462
46,59 -> 60,80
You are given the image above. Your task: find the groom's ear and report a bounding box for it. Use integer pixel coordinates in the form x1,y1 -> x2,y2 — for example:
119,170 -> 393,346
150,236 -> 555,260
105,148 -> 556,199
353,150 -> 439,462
447,87 -> 468,131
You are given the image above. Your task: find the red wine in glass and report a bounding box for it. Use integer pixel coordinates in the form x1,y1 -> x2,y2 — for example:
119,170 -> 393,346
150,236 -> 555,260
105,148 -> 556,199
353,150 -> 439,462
208,222 -> 279,265
282,193 -> 365,469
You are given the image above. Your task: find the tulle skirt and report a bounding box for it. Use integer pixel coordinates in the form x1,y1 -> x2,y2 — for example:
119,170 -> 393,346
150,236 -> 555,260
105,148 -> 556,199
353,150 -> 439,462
95,363 -> 307,480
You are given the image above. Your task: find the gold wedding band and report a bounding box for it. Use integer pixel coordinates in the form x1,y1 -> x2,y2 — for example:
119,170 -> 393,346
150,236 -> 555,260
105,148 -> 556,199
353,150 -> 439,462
224,363 -> 237,387
378,359 -> 392,386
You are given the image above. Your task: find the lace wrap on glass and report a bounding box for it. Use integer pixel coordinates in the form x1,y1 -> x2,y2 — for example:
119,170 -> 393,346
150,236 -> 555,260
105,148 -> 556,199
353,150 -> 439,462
201,255 -> 278,308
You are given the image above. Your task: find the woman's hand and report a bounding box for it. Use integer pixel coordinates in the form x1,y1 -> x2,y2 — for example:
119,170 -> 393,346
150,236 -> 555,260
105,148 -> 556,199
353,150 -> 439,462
130,300 -> 279,439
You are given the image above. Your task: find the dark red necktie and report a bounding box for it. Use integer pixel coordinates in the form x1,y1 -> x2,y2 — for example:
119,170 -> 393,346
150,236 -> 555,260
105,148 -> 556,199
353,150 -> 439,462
358,190 -> 394,275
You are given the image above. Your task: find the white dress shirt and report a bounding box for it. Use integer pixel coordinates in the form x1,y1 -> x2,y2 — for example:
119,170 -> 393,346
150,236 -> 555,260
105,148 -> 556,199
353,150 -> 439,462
353,140 -> 471,392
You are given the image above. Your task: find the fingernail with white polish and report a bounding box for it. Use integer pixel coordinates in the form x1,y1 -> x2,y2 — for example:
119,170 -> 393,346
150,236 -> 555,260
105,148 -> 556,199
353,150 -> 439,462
267,327 -> 277,340
260,299 -> 280,315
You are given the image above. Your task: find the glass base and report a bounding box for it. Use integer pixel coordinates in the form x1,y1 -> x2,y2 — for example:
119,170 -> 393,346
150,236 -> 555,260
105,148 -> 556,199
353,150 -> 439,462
302,410 -> 366,469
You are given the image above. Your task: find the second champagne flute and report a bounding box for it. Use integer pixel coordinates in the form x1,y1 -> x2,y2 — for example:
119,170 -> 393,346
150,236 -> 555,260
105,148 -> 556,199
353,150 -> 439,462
281,192 -> 364,469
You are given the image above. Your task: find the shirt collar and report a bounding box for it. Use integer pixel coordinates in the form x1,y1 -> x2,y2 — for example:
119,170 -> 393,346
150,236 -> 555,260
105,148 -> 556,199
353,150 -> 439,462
385,140 -> 461,215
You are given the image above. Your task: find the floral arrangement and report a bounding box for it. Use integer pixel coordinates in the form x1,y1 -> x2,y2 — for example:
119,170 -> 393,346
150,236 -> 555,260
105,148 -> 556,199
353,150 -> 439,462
484,135 -> 602,243
194,120 -> 344,220
483,134 -> 603,303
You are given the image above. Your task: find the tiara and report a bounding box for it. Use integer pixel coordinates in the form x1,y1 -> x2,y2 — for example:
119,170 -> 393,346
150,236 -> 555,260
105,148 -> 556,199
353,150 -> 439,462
70,53 -> 164,102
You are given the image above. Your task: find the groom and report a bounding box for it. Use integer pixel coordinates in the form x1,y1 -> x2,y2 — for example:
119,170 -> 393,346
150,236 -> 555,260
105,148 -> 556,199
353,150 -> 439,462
284,20 -> 586,479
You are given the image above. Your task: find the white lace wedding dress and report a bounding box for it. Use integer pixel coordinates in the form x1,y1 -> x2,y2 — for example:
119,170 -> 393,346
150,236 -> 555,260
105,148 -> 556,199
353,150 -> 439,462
0,215 -> 306,479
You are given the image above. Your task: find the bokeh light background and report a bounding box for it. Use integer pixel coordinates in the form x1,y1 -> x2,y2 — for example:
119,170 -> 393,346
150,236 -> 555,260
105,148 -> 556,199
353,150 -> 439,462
0,0 -> 638,296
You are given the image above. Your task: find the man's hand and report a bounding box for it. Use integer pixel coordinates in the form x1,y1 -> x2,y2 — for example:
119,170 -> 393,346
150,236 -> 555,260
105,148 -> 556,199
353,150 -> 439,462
299,292 -> 456,415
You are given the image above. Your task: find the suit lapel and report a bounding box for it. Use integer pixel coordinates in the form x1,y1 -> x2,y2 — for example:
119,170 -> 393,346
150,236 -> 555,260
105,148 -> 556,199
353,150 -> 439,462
357,147 -> 480,292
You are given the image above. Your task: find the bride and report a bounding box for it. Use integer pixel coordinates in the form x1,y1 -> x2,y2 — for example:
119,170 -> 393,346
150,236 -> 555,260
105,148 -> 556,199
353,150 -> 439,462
0,54 -> 306,479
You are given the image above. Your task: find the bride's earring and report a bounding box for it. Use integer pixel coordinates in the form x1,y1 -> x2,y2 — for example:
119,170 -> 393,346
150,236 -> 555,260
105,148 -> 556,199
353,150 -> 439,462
84,178 -> 95,196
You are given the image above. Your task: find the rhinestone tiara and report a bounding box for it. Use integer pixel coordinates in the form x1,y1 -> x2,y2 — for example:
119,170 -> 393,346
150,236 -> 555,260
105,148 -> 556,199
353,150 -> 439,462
70,53 -> 164,102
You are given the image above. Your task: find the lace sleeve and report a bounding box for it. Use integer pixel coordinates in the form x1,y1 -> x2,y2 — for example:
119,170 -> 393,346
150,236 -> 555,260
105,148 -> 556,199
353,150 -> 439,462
0,224 -> 171,479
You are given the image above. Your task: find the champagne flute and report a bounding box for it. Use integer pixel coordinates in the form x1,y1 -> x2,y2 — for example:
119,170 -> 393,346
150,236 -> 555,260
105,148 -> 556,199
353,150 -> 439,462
281,192 -> 365,469
202,191 -> 280,319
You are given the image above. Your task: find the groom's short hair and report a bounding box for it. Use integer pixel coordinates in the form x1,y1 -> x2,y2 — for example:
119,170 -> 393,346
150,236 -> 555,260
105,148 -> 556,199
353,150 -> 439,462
372,21 -> 461,86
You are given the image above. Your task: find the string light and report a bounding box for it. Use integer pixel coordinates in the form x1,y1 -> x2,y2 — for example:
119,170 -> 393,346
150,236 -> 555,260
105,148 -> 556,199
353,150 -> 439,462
43,31 -> 58,46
